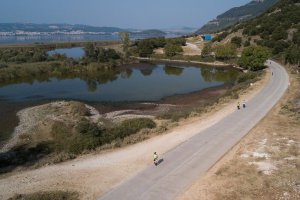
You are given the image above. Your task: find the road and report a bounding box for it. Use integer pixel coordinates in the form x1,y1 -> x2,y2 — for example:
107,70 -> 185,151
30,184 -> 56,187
98,60 -> 289,200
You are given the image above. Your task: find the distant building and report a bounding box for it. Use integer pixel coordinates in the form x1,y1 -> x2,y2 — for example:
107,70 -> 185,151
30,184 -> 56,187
201,35 -> 212,41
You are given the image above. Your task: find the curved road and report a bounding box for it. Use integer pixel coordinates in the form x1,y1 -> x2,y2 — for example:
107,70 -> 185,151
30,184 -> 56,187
98,60 -> 289,200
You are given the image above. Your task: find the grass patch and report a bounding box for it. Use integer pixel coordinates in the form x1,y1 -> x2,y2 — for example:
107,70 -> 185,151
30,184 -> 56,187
8,191 -> 79,200
51,118 -> 156,155
109,118 -> 156,140
156,110 -> 190,122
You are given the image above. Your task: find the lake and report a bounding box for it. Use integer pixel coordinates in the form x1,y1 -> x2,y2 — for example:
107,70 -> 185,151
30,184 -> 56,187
0,64 -> 238,102
48,47 -> 85,59
0,63 -> 239,144
0,33 -> 177,44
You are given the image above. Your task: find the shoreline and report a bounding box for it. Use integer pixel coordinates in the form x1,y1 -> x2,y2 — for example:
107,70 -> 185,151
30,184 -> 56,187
132,56 -> 241,68
0,84 -> 229,150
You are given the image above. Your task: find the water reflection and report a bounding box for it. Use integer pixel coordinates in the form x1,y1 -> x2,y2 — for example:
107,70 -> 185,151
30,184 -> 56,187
48,47 -> 85,59
0,63 -> 239,102
201,67 -> 237,83
164,65 -> 184,76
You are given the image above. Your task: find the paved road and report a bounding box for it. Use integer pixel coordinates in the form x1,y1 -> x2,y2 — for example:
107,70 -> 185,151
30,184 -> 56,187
98,60 -> 289,200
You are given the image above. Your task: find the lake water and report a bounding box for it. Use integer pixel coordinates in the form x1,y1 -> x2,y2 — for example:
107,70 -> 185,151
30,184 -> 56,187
0,64 -> 238,102
0,33 -> 176,44
0,63 -> 239,144
48,47 -> 85,59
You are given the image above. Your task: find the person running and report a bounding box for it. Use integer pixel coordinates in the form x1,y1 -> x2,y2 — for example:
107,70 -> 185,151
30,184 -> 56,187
153,152 -> 158,166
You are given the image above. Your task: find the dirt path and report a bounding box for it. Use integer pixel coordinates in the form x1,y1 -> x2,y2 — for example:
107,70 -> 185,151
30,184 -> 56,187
0,70 -> 269,200
183,43 -> 202,56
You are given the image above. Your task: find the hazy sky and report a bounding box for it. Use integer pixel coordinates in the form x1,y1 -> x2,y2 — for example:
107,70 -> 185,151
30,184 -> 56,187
0,0 -> 250,29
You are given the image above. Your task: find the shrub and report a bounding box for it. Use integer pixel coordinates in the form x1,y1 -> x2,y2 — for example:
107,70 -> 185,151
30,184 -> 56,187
212,31 -> 229,42
214,43 -> 237,60
238,46 -> 271,71
110,118 -> 156,139
0,63 -> 8,69
164,43 -> 183,57
236,72 -> 257,83
231,36 -> 242,47
76,119 -> 103,137
157,111 -> 190,122
8,191 -> 79,200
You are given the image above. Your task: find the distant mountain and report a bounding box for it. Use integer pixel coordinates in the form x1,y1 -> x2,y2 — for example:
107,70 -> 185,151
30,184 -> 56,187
196,0 -> 279,34
0,23 -> 127,33
0,23 -> 166,37
163,27 -> 198,35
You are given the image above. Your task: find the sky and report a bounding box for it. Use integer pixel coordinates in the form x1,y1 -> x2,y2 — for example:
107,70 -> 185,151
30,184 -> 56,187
0,0 -> 250,29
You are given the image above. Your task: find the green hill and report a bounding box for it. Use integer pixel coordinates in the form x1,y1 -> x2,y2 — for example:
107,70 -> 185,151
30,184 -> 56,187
196,0 -> 279,34
231,0 -> 300,65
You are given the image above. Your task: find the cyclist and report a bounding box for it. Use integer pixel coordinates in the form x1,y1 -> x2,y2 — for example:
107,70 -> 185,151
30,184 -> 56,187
153,152 -> 158,166
242,100 -> 246,108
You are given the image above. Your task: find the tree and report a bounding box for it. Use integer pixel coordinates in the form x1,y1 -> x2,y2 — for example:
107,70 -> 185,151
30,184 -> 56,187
231,36 -> 242,47
119,32 -> 130,59
137,40 -> 154,57
201,42 -> 212,57
84,43 -> 96,60
285,45 -> 300,65
214,43 -> 237,60
164,43 -> 183,57
238,45 -> 271,71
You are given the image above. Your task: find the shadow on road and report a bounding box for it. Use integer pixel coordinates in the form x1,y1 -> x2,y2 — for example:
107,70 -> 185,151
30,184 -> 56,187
156,158 -> 164,166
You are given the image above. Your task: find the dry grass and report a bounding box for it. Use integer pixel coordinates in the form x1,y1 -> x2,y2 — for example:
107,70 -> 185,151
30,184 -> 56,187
8,191 -> 79,200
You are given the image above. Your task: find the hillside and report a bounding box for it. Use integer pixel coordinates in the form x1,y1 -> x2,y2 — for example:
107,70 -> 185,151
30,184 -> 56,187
196,0 -> 279,34
229,0 -> 300,65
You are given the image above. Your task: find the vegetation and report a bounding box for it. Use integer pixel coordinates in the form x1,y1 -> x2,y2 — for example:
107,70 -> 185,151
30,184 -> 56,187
201,42 -> 213,57
238,45 -> 271,71
196,0 -> 279,34
52,118 -> 156,155
119,32 -> 130,59
164,43 -> 183,57
236,0 -> 300,66
0,48 -> 48,63
132,37 -> 186,57
212,31 -> 229,42
214,43 -> 237,60
83,42 -> 121,62
8,191 -> 79,200
231,36 -> 243,47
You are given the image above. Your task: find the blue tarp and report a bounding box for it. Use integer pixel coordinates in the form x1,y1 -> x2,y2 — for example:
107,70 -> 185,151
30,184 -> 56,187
201,35 -> 212,41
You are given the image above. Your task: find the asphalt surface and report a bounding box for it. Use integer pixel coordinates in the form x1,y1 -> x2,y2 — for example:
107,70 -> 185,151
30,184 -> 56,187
98,60 -> 289,200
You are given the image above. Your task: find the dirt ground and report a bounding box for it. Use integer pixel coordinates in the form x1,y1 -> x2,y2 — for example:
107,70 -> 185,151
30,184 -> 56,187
0,69 -> 269,200
178,70 -> 300,200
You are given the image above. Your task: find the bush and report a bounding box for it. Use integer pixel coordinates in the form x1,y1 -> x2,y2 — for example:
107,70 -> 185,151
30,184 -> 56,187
236,72 -> 257,83
76,119 -> 102,137
214,43 -> 237,60
110,118 -> 156,139
8,191 -> 79,200
137,40 -> 154,57
164,43 -> 183,57
157,111 -> 190,122
238,45 -> 271,71
0,63 -> 8,69
231,36 -> 242,47
212,31 -> 229,42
